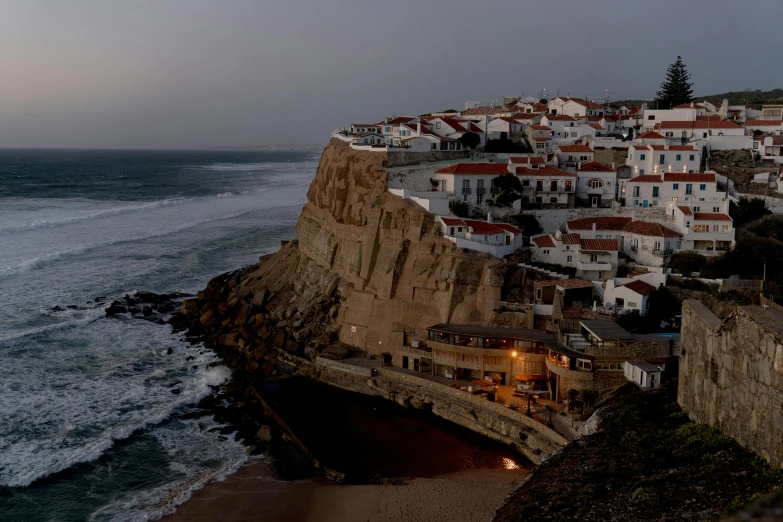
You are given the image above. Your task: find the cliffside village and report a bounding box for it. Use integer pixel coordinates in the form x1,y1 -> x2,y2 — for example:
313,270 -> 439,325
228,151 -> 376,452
330,95 -> 783,444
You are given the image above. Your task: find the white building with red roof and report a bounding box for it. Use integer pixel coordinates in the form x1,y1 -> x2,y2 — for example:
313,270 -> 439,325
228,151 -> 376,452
745,120 -> 783,134
436,216 -> 523,258
620,221 -> 682,267
601,278 -> 659,316
548,97 -> 607,118
623,171 -> 721,208
555,144 -> 594,169
668,202 -> 735,254
530,230 -> 618,281
656,120 -> 745,142
576,162 -> 617,207
515,166 -> 576,207
527,125 -> 553,152
431,163 -> 510,206
626,143 -> 701,178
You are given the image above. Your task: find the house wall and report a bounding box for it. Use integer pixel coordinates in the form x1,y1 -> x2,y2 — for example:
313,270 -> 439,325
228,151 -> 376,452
622,233 -> 674,268
625,178 -> 721,208
576,170 -> 616,205
679,301 -> 783,467
444,236 -> 516,258
626,148 -> 701,177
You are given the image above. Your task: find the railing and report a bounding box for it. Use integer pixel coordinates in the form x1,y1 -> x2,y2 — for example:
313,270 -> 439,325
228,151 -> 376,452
652,249 -> 674,256
476,187 -> 486,195
721,279 -> 763,290
760,293 -> 783,313
461,187 -> 472,194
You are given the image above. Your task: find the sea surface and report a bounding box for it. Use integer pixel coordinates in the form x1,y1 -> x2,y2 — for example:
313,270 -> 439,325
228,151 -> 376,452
0,148 -> 319,521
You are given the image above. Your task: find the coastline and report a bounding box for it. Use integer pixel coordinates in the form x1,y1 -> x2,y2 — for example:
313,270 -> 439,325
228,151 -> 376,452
162,458 -> 527,522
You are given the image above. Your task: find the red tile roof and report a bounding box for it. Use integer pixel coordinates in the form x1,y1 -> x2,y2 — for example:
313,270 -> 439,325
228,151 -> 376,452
673,103 -> 706,109
558,145 -> 593,153
578,162 -> 614,172
622,221 -> 681,238
677,206 -> 693,215
628,174 -> 664,183
588,123 -> 604,130
509,156 -> 545,165
538,278 -> 595,289
580,239 -> 618,251
531,137 -> 552,141
530,125 -> 551,130
635,131 -> 667,140
463,219 -> 506,235
693,213 -> 732,221
663,173 -> 715,182
745,120 -> 783,126
649,145 -> 699,151
461,105 -> 518,116
440,217 -> 465,227
516,166 -> 576,177
533,235 -> 556,248
545,114 -> 577,121
567,217 -> 633,231
561,233 -> 581,244
553,97 -> 604,109
620,279 -> 656,296
435,163 -> 510,175
658,120 -> 742,130
378,117 -> 416,126
494,223 -> 523,234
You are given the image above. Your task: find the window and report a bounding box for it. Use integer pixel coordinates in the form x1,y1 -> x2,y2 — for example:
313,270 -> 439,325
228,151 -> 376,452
576,359 -> 592,371
673,183 -> 679,190
633,186 -> 640,197
659,154 -> 665,165
713,225 -> 720,232
457,227 -> 463,232
700,184 -> 706,190
676,240 -> 682,249
522,180 -> 530,186
654,241 -> 661,251
536,288 -> 542,300
723,225 -> 729,232
676,154 -> 681,161
571,132 -> 577,137
550,197 -> 557,203
536,180 -> 543,191
536,142 -> 545,149
542,250 -> 550,255
384,126 -> 391,133
702,133 -> 707,138
688,170 -> 694,173
565,180 -> 572,191
652,186 -> 659,198
640,169 -> 645,175
648,115 -> 655,120
629,153 -> 633,160
580,155 -> 588,161
640,154 -> 646,160
633,200 -> 639,206
693,206 -> 700,212
596,234 -> 602,239
665,132 -> 673,137
689,155 -> 695,161
435,122 -> 441,129
551,180 -> 557,191
685,184 -> 693,195
449,227 -> 454,235
589,179 -> 602,188
567,255 -> 573,263
462,179 -> 470,190
713,206 -> 720,212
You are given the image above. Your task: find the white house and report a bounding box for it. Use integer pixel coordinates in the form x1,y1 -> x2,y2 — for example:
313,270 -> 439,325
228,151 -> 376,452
431,163 -> 510,205
760,105 -> 783,120
555,144 -> 594,169
548,97 -> 606,117
540,115 -> 581,142
576,162 -> 617,207
625,360 -> 664,389
351,123 -> 381,134
515,101 -> 548,114
531,231 -> 618,281
527,125 -> 553,152
507,155 -> 546,171
633,130 -> 668,146
656,120 -> 745,142
602,279 -> 657,316
745,120 -> 783,134
566,216 -> 633,242
624,172 -> 720,208
515,166 -> 576,207
352,132 -> 385,146
668,203 -> 735,255
437,216 -> 523,258
620,221 -> 682,267
641,106 -> 702,131
626,144 -> 701,177
753,135 -> 783,164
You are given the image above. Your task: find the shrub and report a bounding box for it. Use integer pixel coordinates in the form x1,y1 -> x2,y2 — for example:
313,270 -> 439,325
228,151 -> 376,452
449,200 -> 470,218
668,251 -> 707,275
510,213 -> 543,236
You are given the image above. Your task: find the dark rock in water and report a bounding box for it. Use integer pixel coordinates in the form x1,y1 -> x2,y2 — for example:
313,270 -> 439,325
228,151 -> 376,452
167,313 -> 190,333
51,305 -> 64,312
124,294 -> 139,305
142,306 -> 153,317
66,305 -> 79,310
128,307 -> 141,315
186,356 -> 195,361
158,302 -> 175,314
105,303 -> 127,317
166,347 -> 173,355
171,388 -> 182,395
143,317 -> 166,325
266,439 -> 318,481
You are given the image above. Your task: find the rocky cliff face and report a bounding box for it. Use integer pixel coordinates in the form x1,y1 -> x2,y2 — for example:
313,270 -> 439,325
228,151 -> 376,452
181,138 -> 504,369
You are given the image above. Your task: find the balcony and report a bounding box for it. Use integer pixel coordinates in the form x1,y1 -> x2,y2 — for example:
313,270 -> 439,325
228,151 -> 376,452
576,260 -> 613,271
461,187 -> 472,195
652,249 -> 674,256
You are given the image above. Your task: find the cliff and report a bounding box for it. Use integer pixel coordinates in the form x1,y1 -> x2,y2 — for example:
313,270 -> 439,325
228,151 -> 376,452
180,138 -> 504,372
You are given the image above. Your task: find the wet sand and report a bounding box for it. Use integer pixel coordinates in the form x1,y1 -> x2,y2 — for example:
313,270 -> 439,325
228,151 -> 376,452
162,460 -> 527,522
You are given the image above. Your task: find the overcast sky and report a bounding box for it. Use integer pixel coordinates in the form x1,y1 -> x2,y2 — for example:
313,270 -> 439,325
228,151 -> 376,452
1,0 -> 781,149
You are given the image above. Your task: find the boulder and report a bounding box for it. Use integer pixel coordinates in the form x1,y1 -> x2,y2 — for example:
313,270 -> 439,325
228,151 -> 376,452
257,425 -> 273,442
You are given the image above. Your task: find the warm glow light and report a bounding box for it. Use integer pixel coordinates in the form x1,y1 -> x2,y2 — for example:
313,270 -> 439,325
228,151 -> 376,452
511,351 -> 518,357
503,457 -> 520,470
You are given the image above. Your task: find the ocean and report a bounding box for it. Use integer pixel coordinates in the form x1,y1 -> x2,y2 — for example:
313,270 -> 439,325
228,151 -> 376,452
0,148 -> 319,521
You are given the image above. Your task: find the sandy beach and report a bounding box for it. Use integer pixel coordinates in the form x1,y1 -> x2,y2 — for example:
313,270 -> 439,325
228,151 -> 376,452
162,459 -> 527,522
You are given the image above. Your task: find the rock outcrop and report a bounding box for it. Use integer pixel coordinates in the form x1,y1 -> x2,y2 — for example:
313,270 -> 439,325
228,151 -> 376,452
179,138 -> 505,367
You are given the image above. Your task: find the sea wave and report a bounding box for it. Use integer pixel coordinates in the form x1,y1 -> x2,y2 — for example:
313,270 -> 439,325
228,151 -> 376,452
0,210 -> 256,281
0,306 -> 107,344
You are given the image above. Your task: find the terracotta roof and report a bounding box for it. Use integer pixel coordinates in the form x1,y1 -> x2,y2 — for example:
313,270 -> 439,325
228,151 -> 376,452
622,221 -> 681,238
440,217 -> 465,227
745,120 -> 783,126
561,233 -> 581,244
649,145 -> 699,151
461,105 -> 518,116
677,206 -> 693,215
620,279 -> 656,296
627,174 -> 664,183
378,117 -> 416,126
557,145 -> 593,153
663,173 -> 715,182
435,163 -> 509,175
630,144 -> 651,150
509,156 -> 545,165
533,235 -> 556,248
658,120 -> 742,130
577,162 -> 614,172
545,114 -> 577,121
516,166 -> 576,177
538,278 -> 595,289
588,123 -> 604,130
514,114 -> 539,121
552,97 -> 604,109
530,125 -> 551,130
463,219 -> 507,235
494,223 -> 523,234
567,217 -> 633,231
352,124 -> 381,128
580,239 -> 618,251
635,131 -> 666,140
693,213 -> 732,221
531,137 -> 552,141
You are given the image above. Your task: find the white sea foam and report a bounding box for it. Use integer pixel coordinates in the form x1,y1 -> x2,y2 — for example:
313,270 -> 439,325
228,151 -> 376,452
0,306 -> 107,343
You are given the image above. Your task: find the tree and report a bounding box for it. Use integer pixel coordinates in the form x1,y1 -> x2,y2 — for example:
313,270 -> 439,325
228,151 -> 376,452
510,213 -> 543,236
667,251 -> 707,275
655,56 -> 694,109
459,132 -> 481,150
491,174 -> 524,207
729,197 -> 771,227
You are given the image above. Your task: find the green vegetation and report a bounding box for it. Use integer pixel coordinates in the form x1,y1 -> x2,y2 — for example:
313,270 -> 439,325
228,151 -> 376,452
449,200 -> 470,218
747,215 -> 783,241
655,56 -> 694,109
490,174 -> 524,207
729,197 -> 772,227
613,88 -> 783,111
459,131 -> 481,151
509,213 -> 542,236
484,137 -> 532,153
667,251 -> 707,275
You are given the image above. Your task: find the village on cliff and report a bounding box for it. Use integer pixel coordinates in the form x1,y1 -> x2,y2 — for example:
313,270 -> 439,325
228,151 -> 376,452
327,86 -> 783,460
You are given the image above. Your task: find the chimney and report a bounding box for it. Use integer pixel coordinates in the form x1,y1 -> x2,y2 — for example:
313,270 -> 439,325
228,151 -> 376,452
592,223 -> 597,233
417,119 -> 422,135
690,102 -> 694,108
612,161 -> 616,170
664,143 -> 669,150
487,212 -> 493,223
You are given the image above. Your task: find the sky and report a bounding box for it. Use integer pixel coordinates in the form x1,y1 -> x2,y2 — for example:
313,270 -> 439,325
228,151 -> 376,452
1,0 -> 782,149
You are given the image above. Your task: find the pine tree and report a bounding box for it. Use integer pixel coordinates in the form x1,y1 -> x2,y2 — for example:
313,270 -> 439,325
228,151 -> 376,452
655,56 -> 694,109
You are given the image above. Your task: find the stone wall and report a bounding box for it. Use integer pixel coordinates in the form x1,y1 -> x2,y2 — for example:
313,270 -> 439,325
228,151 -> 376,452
679,299 -> 783,467
531,206 -> 673,235
386,150 -> 469,168
309,357 -> 567,464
